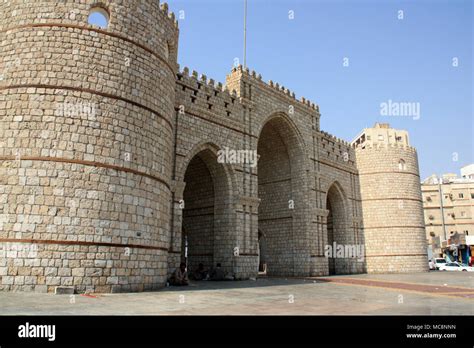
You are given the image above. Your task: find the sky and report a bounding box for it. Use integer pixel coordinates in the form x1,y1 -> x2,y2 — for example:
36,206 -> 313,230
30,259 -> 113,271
160,0 -> 471,179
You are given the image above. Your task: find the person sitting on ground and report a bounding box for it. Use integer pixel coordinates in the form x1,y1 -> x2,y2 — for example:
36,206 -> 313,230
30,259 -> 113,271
192,263 -> 208,281
169,262 -> 189,286
209,263 -> 226,281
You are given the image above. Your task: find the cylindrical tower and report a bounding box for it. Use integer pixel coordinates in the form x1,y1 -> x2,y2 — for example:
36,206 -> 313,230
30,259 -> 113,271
355,125 -> 428,273
0,0 -> 179,292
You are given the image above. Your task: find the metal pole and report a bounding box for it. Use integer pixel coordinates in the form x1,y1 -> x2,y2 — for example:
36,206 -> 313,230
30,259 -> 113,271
438,175 -> 447,241
243,0 -> 247,69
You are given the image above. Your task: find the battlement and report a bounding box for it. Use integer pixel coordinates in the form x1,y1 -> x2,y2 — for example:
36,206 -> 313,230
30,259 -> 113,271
228,65 -> 319,113
320,130 -> 351,147
177,66 -> 233,95
354,142 -> 418,154
175,66 -> 243,124
318,130 -> 356,168
158,1 -> 179,28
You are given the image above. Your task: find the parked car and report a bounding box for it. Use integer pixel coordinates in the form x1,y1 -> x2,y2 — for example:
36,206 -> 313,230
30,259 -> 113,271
438,262 -> 474,272
433,258 -> 447,270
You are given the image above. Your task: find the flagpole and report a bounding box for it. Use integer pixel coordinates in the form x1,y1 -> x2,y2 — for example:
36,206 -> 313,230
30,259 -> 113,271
243,0 -> 247,69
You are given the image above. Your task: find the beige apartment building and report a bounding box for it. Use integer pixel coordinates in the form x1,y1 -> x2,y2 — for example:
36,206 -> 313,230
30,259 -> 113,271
421,165 -> 474,258
352,122 -> 410,148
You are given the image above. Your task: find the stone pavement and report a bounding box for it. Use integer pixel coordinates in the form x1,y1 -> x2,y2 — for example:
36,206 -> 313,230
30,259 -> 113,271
0,272 -> 472,315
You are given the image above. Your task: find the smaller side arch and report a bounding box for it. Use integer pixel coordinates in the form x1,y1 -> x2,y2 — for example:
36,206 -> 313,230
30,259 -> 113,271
325,181 -> 351,275
169,141 -> 238,277
176,141 -> 237,189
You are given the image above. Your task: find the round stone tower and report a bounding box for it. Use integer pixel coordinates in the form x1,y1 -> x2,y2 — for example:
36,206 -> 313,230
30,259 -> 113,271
0,0 -> 179,292
354,124 -> 428,273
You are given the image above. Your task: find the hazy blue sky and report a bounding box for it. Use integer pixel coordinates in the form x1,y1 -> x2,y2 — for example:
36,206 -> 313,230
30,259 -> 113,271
164,0 -> 473,179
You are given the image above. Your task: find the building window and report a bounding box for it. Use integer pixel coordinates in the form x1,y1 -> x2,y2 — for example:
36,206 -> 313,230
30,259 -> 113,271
458,193 -> 464,199
471,193 -> 474,199
378,135 -> 384,141
88,6 -> 110,29
398,159 -> 406,171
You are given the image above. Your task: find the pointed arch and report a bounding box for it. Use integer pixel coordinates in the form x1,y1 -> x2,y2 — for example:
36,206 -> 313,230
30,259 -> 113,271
176,141 -> 237,274
325,181 -> 352,275
177,141 -> 237,191
257,112 -> 310,276
256,112 -> 309,169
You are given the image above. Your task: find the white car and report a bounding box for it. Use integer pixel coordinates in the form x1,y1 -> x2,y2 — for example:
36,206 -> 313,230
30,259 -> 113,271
432,258 -> 447,270
438,262 -> 474,272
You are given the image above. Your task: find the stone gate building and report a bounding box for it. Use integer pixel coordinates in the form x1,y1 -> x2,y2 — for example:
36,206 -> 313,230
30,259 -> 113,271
0,0 -> 428,293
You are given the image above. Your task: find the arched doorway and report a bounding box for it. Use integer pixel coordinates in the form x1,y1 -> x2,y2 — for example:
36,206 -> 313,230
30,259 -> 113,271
181,147 -> 233,275
257,114 -> 307,276
326,183 -> 348,275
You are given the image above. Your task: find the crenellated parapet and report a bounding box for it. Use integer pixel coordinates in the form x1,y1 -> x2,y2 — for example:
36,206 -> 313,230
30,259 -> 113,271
354,142 -> 418,154
175,66 -> 244,125
320,130 -> 351,147
226,65 -> 320,114
158,1 -> 180,28
174,63 -> 322,131
318,130 -> 357,169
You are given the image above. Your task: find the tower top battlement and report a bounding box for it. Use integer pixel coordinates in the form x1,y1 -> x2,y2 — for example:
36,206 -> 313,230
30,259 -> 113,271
227,65 -> 319,113
158,1 -> 180,28
177,65 -> 236,97
354,142 -> 418,154
320,130 -> 351,147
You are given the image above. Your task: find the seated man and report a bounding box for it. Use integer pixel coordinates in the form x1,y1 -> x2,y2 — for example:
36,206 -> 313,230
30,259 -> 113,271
192,263 -> 208,281
169,262 -> 189,286
209,263 -> 226,281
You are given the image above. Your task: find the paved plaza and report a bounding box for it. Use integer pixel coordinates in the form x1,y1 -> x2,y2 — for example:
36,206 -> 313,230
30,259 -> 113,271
0,272 -> 473,315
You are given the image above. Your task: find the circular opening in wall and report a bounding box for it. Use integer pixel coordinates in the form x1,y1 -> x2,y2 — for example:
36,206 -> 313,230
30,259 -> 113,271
88,7 -> 109,29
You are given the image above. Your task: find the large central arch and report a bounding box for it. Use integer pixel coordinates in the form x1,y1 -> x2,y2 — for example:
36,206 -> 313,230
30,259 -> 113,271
257,113 -> 308,276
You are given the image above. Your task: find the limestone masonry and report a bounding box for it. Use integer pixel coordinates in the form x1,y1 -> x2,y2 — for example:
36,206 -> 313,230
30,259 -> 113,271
0,0 -> 428,293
